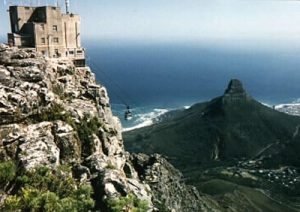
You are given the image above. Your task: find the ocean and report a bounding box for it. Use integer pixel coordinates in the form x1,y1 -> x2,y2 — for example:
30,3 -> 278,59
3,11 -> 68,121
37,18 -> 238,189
41,39 -> 300,130
83,40 -> 300,130
83,39 -> 300,130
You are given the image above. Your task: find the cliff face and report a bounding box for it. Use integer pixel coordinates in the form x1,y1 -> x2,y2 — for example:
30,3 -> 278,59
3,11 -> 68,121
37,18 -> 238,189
0,44 -> 210,211
128,153 -> 221,212
0,44 -> 152,209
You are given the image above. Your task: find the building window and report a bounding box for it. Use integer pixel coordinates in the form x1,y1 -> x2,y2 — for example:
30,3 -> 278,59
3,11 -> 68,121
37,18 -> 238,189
52,7 -> 57,10
53,25 -> 58,31
40,24 -> 44,30
69,51 -> 74,55
25,7 -> 30,10
54,49 -> 60,57
77,50 -> 83,54
41,51 -> 46,55
41,38 -> 45,44
53,37 -> 59,43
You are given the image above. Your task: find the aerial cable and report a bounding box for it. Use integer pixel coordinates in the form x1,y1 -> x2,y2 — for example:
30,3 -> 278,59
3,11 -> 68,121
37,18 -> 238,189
86,57 -> 153,121
85,52 -> 137,105
90,62 -> 129,107
87,59 -> 132,107
88,59 -> 136,121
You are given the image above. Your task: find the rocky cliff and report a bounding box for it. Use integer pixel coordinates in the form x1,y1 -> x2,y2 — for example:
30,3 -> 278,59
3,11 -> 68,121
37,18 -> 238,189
0,44 -> 213,211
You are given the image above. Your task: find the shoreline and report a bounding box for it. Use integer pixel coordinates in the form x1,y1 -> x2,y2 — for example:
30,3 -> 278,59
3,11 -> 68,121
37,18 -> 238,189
118,100 -> 300,132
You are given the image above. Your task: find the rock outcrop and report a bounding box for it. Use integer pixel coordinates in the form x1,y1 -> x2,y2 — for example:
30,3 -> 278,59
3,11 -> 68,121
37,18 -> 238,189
0,44 -> 153,210
223,79 -> 250,103
0,44 -> 213,211
128,153 -> 221,212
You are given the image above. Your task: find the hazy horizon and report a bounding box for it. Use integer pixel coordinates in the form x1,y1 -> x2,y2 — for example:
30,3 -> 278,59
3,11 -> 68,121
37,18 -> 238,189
1,0 -> 300,47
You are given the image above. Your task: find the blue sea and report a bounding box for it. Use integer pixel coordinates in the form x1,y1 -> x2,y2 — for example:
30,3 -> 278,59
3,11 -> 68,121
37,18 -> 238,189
83,39 -> 300,130
14,37 -> 300,130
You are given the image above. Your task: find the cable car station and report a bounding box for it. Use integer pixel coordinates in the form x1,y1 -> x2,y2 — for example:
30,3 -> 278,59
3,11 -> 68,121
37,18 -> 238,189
7,0 -> 85,67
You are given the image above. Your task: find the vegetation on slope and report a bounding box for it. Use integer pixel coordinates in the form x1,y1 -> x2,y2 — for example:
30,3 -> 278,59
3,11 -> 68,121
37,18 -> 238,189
106,194 -> 149,212
2,163 -> 94,212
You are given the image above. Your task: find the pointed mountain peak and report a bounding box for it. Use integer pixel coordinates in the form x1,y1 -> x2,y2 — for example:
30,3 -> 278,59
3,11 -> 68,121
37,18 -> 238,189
225,79 -> 245,95
223,79 -> 249,102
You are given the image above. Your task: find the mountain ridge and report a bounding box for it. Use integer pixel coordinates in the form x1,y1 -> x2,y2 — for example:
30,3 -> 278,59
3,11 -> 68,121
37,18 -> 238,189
124,78 -> 300,211
125,79 -> 300,163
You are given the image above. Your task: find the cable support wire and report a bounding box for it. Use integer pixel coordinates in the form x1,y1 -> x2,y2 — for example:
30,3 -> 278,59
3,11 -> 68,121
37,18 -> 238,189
86,57 -> 135,108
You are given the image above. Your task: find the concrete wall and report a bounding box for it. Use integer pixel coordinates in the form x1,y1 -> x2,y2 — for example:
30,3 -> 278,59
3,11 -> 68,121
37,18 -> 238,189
9,6 -> 35,33
8,5 -> 84,61
62,14 -> 84,59
35,7 -> 65,57
7,33 -> 33,47
62,14 -> 81,48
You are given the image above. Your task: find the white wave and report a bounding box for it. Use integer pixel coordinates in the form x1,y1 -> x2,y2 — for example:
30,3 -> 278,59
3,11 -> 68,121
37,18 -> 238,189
260,102 -> 273,108
183,105 -> 191,110
259,101 -> 300,110
275,103 -> 300,110
123,108 -> 169,132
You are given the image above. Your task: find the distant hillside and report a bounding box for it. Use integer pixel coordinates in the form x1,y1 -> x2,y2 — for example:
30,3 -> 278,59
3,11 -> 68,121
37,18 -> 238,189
124,79 -> 300,211
124,79 -> 300,168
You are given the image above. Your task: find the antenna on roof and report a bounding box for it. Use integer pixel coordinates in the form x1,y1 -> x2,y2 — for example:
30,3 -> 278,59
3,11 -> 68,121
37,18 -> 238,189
65,0 -> 69,14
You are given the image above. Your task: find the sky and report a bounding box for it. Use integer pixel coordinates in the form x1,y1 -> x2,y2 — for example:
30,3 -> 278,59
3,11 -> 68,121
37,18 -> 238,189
1,0 -> 300,46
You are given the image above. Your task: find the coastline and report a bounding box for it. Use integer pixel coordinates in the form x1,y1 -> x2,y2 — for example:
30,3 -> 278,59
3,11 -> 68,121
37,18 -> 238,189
119,100 -> 300,132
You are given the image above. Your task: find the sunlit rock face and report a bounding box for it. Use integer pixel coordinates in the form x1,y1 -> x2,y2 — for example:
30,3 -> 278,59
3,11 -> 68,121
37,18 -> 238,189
0,44 -> 223,211
0,44 -> 153,210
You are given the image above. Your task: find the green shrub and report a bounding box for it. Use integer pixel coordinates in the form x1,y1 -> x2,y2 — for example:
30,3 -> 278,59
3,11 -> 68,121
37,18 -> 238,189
106,194 -> 149,212
72,184 -> 95,211
106,163 -> 116,170
77,115 -> 101,156
52,84 -> 65,99
31,104 -> 101,147
42,191 -> 61,211
29,103 -> 76,128
4,166 -> 95,212
0,161 -> 16,184
68,67 -> 76,75
40,103 -> 65,121
3,196 -> 21,211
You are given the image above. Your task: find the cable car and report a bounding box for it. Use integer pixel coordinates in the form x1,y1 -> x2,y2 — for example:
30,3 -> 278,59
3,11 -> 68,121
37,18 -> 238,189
124,106 -> 133,121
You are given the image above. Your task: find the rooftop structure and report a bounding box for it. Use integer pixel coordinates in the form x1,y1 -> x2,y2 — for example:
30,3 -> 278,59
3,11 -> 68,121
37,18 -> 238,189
7,1 -> 85,67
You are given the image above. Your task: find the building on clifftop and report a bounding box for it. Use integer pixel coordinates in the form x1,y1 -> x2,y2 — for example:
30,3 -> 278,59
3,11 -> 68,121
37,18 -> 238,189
7,0 -> 85,67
